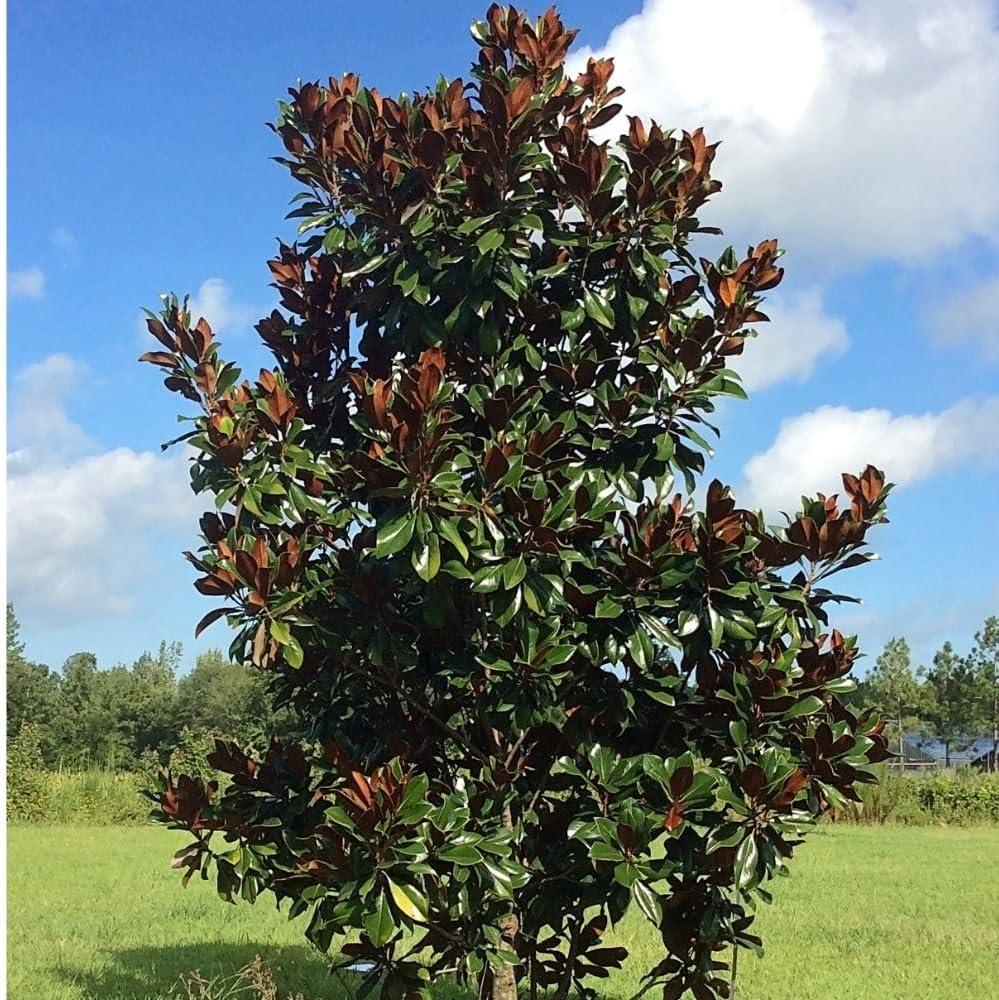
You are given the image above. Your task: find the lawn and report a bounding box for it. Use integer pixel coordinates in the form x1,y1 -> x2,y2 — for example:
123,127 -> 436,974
7,824 -> 999,999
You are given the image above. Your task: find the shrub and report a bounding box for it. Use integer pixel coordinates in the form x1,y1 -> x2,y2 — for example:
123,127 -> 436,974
167,727 -> 226,784
847,768 -> 923,824
8,766 -> 147,826
850,769 -> 999,825
917,771 -> 999,823
6,725 -> 51,822
43,770 -> 149,825
141,6 -> 891,999
136,747 -> 166,787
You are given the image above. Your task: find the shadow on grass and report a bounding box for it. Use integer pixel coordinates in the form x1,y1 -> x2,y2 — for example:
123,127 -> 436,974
53,942 -> 322,999
52,941 -> 475,1000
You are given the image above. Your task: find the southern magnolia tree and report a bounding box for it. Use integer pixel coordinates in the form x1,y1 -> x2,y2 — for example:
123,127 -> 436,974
143,7 -> 890,999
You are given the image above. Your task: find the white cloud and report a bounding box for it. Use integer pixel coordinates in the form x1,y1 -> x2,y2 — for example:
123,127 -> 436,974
930,273 -> 999,361
51,227 -> 76,252
137,277 -> 258,343
741,397 -> 999,511
8,449 -> 197,621
7,354 -> 94,462
7,355 -> 201,624
571,0 -> 999,265
738,288 -> 848,391
188,277 -> 258,335
8,267 -> 45,298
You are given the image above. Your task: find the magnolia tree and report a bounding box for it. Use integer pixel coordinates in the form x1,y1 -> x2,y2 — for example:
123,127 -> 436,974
143,7 -> 890,998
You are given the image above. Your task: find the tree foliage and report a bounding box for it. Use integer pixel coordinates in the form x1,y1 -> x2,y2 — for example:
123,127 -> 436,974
5,605 -> 268,771
52,644 -> 182,769
866,637 -> 924,760
968,616 -> 998,756
141,7 -> 891,998
176,648 -> 281,744
923,642 -> 986,766
6,604 -> 62,760
7,602 -> 25,663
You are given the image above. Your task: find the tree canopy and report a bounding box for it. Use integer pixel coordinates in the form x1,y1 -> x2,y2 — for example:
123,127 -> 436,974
141,6 -> 893,999
5,605 -> 273,771
923,642 -> 986,765
866,638 -> 924,760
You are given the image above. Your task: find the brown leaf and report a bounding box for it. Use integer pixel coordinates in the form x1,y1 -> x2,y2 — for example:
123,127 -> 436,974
139,351 -> 180,370
741,763 -> 766,800
483,446 -> 510,486
145,317 -> 176,350
718,277 -> 739,308
194,607 -> 229,638
664,800 -> 685,832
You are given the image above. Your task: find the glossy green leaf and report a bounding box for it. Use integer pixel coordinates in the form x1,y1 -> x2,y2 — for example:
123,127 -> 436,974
502,554 -> 526,590
784,695 -> 825,719
477,229 -> 505,254
438,843 -> 484,865
375,512 -> 415,557
412,532 -> 441,581
735,835 -> 759,888
364,891 -> 397,947
437,518 -> 469,561
596,597 -> 624,619
583,288 -> 615,329
282,634 -> 304,669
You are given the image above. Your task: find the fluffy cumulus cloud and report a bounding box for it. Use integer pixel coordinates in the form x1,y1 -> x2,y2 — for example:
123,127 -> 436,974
571,0 -> 999,265
137,277 -> 258,344
187,277 -> 258,335
737,288 -> 848,391
8,266 -> 45,298
7,355 -> 200,624
741,397 -> 999,511
930,272 -> 999,362
7,354 -> 94,459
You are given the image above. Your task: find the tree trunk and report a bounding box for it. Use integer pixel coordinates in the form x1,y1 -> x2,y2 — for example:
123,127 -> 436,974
491,804 -> 519,1000
491,910 -> 519,1000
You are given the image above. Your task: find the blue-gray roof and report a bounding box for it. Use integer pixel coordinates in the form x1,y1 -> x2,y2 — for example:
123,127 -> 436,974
902,734 -> 995,764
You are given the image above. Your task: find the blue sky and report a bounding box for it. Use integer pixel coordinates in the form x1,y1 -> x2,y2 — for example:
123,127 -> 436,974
7,0 -> 998,676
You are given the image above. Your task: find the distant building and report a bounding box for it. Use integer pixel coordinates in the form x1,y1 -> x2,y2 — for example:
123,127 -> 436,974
899,734 -> 997,771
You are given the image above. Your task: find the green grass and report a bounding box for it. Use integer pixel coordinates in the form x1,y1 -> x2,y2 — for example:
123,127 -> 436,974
7,824 -> 999,999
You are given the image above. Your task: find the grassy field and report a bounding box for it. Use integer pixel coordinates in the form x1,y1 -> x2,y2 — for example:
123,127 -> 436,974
7,824 -> 999,999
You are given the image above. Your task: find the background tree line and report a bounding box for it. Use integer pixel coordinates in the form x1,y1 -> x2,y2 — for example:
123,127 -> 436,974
854,614 -> 998,767
7,603 -> 995,772
6,604 -> 288,771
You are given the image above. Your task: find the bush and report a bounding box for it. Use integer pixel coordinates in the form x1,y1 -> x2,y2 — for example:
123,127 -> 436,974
849,769 -> 999,824
6,725 -> 51,822
44,770 -> 149,825
917,772 -> 999,823
7,726 -> 230,825
7,768 -> 149,825
166,727 -> 225,784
